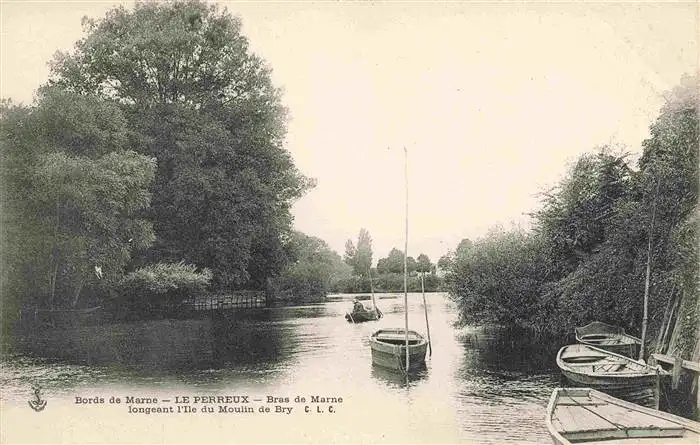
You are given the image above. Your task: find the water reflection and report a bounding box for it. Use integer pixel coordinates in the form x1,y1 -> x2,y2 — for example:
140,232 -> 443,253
1,293 -> 561,444
370,363 -> 428,388
212,311 -> 298,369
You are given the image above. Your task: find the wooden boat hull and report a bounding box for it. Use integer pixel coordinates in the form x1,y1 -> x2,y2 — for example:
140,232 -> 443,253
556,344 -> 668,409
370,328 -> 427,372
546,387 -> 700,444
345,309 -> 380,323
575,322 -> 641,358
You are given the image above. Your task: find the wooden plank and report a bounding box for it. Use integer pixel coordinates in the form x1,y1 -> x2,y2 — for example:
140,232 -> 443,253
566,427 -> 686,442
672,355 -> 683,389
558,399 -> 607,406
565,404 -> 618,432
594,404 -> 679,430
652,353 -> 700,373
553,404 -> 577,431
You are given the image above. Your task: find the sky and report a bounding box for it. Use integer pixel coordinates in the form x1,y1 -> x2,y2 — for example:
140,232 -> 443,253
1,1 -> 697,264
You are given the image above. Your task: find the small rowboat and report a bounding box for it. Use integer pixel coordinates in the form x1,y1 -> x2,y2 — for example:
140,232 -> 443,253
345,307 -> 381,323
556,343 -> 669,409
369,328 -> 427,372
575,321 -> 642,358
546,387 -> 700,444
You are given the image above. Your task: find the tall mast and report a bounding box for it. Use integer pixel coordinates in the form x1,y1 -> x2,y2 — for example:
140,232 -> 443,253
404,146 -> 409,371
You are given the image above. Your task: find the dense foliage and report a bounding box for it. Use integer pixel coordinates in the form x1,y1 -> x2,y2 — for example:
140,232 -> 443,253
116,261 -> 212,317
446,75 -> 699,358
344,228 -> 373,278
334,246 -> 440,293
273,231 -> 351,303
1,1 -> 317,339
48,0 -> 313,289
1,91 -> 156,319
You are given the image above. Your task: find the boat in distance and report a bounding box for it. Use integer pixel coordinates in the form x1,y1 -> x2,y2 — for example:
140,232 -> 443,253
546,387 -> 700,444
369,328 -> 428,371
345,307 -> 381,323
556,343 -> 669,409
575,321 -> 642,358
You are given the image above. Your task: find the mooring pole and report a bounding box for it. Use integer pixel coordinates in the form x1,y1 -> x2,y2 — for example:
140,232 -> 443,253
640,176 -> 660,361
404,147 -> 410,372
421,273 -> 432,356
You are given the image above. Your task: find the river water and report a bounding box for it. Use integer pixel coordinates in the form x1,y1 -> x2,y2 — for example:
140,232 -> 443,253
1,293 -> 562,444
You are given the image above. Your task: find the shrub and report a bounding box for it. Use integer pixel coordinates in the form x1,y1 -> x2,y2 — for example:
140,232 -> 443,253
117,261 -> 212,317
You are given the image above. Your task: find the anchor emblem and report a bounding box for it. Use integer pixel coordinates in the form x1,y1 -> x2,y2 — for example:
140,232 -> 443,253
28,386 -> 47,412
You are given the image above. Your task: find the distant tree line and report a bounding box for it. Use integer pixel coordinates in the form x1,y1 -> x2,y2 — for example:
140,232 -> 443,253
444,75 -> 698,360
334,229 -> 442,293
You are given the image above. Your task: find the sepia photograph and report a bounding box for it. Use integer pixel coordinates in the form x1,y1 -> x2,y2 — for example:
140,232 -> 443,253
1,1 -> 698,443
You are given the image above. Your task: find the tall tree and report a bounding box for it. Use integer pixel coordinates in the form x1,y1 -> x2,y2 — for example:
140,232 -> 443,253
343,239 -> 357,269
1,89 -> 156,313
344,229 -> 373,277
355,228 -> 373,276
47,0 -> 313,289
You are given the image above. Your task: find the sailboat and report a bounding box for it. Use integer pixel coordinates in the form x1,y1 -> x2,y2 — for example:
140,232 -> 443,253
369,147 -> 429,372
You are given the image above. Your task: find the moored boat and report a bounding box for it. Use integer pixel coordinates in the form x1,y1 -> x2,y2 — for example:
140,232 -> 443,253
575,321 -> 642,358
556,343 -> 669,409
369,328 -> 428,371
368,147 -> 430,373
546,387 -> 700,444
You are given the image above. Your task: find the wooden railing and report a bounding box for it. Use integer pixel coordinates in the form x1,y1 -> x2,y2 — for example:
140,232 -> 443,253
185,292 -> 267,311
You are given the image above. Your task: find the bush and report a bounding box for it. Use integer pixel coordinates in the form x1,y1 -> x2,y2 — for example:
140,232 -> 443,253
447,229 -> 550,330
117,261 -> 212,317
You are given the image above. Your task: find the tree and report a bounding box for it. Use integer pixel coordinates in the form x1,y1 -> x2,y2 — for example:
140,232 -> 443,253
456,238 -> 474,259
47,0 -> 313,289
449,229 -> 550,330
276,231 -> 349,301
1,89 -> 156,313
406,256 -> 418,275
379,248 -> 405,274
343,239 -> 357,269
416,253 -> 433,274
437,252 -> 455,272
355,229 -> 373,276
344,229 -> 373,276
445,75 -> 699,344
534,148 -> 633,274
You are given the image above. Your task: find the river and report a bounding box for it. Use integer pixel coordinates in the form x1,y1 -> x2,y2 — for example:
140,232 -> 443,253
1,293 -> 562,444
